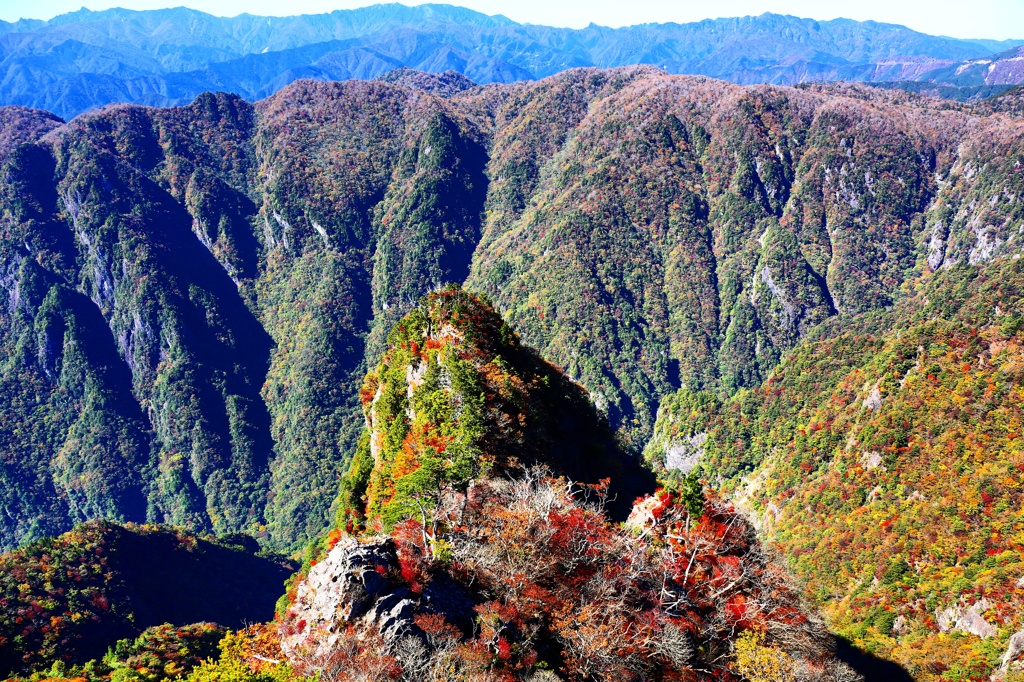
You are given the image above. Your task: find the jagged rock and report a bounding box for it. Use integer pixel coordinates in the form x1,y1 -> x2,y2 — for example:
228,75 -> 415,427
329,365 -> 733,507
1000,630 -> 1024,671
281,536 -> 398,657
366,590 -> 418,642
281,534 -> 479,662
665,432 -> 707,473
936,598 -> 997,639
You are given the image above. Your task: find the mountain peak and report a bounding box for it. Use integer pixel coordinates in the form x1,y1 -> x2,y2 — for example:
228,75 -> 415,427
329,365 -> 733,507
337,287 -> 654,530
376,66 -> 478,95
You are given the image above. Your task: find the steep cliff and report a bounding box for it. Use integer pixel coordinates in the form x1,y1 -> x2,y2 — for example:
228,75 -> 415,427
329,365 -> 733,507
0,69 -> 1022,555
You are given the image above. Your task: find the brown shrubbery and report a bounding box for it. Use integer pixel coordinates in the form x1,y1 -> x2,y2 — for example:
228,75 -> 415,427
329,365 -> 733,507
282,468 -> 855,682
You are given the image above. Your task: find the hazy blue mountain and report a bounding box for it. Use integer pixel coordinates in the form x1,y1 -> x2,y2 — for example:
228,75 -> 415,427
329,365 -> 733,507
1,4 -> 1021,118
916,44 -> 1024,86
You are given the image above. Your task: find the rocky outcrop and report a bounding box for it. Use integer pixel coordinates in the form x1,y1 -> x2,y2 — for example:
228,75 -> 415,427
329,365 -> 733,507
625,496 -> 663,533
364,589 -> 418,642
936,598 -> 997,639
665,432 -> 707,473
862,382 -> 883,412
281,537 -> 408,658
860,451 -> 883,471
281,536 -> 478,661
995,629 -> 1024,678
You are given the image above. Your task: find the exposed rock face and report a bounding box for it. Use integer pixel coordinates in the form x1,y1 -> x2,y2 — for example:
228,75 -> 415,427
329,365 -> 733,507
997,629 -> 1024,676
281,535 -> 479,661
665,432 -> 708,473
365,589 -> 418,642
281,537 -> 409,657
860,451 -> 883,470
936,598 -> 997,639
928,224 -> 948,270
862,382 -> 883,412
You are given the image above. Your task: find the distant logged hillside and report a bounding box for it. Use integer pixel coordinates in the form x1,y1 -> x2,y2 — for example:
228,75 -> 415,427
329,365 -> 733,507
0,4 -> 1021,117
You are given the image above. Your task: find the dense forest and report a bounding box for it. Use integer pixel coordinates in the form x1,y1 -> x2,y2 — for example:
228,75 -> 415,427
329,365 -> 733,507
0,521 -> 292,674
1,68 -> 1023,553
645,259 -> 1024,679
2,66 -> 1024,680
4,291 -> 866,682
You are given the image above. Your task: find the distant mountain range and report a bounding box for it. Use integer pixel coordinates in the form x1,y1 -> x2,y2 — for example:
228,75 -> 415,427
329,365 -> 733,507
1,3 -> 1022,119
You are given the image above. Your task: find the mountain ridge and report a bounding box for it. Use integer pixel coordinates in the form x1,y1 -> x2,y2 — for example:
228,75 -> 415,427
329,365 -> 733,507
1,4 -> 1021,118
2,64 -> 1024,680
2,68 -> 1023,554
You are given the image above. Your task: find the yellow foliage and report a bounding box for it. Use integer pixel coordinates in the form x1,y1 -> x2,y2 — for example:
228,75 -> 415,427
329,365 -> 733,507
732,631 -> 798,682
183,625 -> 303,682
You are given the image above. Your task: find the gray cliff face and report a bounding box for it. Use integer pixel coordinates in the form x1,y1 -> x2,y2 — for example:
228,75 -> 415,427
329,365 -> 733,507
996,629 -> 1024,678
665,431 -> 707,473
281,536 -> 478,663
281,537 -> 406,658
935,598 -> 998,639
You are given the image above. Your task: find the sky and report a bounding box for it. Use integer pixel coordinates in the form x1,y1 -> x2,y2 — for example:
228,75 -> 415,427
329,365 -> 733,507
0,0 -> 1022,41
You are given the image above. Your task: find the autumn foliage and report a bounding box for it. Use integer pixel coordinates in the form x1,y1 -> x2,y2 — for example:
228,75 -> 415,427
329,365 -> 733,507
647,258 -> 1024,680
0,521 -> 293,676
287,468 -> 855,681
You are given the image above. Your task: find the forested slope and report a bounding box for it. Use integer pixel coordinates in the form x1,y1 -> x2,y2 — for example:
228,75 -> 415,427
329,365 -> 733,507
646,260 -> 1024,679
0,521 -> 293,676
267,290 -> 864,682
1,68 -> 1023,555
464,70 -> 1024,440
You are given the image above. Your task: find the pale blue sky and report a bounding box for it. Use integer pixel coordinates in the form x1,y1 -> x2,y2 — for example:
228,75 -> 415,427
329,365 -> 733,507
0,0 -> 1022,40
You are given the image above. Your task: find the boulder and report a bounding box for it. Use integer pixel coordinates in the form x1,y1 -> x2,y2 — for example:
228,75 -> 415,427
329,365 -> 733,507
936,598 -> 997,639
281,535 -> 479,662
281,537 -> 399,657
366,589 -> 418,642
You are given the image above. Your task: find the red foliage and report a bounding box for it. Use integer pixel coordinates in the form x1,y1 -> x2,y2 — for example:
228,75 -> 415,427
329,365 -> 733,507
497,636 -> 513,661
303,469 -> 839,681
